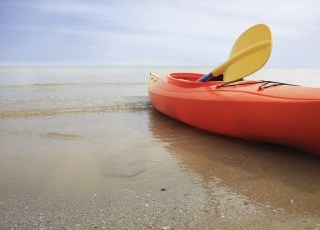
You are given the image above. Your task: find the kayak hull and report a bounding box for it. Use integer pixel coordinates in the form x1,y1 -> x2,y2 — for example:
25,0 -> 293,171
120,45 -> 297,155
148,73 -> 320,156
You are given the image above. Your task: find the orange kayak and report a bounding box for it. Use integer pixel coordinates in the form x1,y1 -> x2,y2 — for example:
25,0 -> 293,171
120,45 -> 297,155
148,72 -> 320,156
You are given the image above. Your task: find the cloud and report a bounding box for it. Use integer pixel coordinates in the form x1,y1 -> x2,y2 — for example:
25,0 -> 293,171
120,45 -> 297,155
0,0 -> 319,66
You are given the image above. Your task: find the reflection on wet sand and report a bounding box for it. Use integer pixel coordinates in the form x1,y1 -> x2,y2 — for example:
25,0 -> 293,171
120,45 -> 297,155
148,109 -> 320,216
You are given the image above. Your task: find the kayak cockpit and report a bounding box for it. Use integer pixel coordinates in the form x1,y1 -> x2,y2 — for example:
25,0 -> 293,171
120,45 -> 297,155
169,72 -> 203,81
167,72 -> 223,87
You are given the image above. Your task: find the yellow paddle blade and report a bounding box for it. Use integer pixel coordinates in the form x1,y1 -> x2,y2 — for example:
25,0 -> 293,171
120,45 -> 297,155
212,24 -> 272,83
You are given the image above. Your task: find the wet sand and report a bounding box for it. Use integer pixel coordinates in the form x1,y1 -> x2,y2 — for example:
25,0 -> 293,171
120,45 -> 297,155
0,109 -> 320,229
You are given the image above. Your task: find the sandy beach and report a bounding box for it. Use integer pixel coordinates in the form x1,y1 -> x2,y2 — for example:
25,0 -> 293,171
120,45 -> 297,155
1,110 -> 320,229
0,67 -> 320,229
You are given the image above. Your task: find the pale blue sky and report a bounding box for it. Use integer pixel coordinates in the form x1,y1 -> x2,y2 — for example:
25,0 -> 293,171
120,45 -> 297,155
0,0 -> 319,66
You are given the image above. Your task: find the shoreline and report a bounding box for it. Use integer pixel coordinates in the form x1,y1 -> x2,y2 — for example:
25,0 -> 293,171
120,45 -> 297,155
1,66 -> 319,229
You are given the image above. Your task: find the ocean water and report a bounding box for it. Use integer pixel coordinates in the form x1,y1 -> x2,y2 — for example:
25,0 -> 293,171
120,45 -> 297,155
1,66 -> 320,229
0,66 -> 320,118
0,66 -> 209,117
